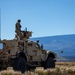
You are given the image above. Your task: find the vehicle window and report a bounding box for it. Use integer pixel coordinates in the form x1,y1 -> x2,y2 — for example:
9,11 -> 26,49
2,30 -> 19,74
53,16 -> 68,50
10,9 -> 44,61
0,43 -> 3,49
27,43 -> 32,46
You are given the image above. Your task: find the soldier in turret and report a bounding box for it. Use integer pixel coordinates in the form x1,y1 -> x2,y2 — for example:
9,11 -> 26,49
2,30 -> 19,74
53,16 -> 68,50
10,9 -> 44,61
15,19 -> 21,39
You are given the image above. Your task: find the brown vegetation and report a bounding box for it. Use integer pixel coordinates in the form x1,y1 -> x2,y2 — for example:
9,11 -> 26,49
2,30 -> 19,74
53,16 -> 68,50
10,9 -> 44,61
0,62 -> 75,75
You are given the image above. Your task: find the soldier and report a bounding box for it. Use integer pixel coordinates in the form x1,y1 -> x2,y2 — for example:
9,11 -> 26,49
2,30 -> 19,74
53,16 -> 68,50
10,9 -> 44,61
15,19 -> 21,39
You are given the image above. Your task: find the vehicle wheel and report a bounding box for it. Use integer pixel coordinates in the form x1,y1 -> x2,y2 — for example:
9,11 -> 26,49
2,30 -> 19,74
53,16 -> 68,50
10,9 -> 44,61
16,57 -> 27,73
44,57 -> 55,69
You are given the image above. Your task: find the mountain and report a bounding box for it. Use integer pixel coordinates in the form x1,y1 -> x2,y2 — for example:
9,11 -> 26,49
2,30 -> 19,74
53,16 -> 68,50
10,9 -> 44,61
30,34 -> 75,61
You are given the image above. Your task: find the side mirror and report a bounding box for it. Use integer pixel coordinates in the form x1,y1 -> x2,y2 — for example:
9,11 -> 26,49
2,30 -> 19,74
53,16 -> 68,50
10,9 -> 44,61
41,44 -> 43,49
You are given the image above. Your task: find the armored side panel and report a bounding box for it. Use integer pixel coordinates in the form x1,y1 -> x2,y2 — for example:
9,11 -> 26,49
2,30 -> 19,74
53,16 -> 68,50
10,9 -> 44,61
26,41 -> 46,62
6,40 -> 18,58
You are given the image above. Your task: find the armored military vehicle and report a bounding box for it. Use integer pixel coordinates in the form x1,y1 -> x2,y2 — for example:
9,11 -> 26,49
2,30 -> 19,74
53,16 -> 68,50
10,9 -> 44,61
0,20 -> 57,73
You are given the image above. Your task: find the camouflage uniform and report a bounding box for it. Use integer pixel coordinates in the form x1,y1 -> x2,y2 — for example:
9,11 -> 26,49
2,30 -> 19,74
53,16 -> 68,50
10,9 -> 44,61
15,19 -> 21,39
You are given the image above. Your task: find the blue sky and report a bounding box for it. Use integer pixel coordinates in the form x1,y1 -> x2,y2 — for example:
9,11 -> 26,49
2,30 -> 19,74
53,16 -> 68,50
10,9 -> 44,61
0,0 -> 75,39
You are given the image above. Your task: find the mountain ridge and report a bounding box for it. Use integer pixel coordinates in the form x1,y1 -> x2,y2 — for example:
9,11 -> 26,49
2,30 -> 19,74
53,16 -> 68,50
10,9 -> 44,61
31,34 -> 75,39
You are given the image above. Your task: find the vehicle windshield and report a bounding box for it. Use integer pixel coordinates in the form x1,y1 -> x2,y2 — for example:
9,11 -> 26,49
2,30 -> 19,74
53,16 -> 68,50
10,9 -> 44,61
0,43 -> 3,49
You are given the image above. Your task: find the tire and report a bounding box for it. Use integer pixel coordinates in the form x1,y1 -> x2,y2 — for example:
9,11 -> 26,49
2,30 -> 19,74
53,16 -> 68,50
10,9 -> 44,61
44,57 -> 55,69
15,57 -> 27,73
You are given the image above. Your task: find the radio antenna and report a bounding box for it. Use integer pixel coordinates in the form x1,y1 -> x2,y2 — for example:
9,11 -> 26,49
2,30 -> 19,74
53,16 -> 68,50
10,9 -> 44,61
0,8 -> 1,40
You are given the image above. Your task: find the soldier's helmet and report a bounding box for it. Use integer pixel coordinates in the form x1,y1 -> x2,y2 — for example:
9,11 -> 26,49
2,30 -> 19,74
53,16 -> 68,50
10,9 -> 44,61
18,19 -> 21,22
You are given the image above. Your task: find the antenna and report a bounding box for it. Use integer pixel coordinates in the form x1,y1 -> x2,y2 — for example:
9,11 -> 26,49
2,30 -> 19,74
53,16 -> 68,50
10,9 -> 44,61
0,8 -> 1,40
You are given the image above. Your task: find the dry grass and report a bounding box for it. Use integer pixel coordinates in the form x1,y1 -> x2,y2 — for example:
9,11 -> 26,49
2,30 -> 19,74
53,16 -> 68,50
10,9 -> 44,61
56,62 -> 75,66
0,67 -> 21,75
56,62 -> 75,70
0,62 -> 75,75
